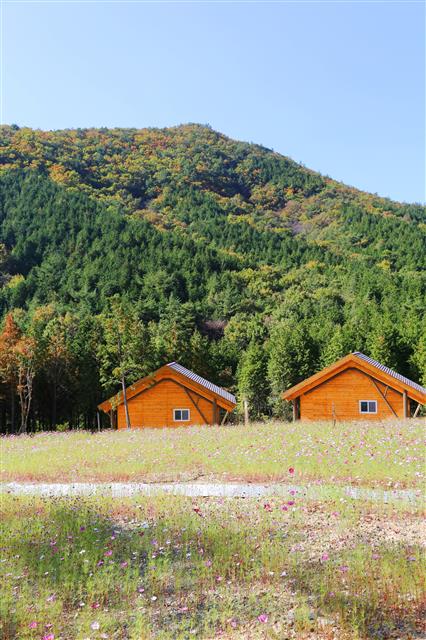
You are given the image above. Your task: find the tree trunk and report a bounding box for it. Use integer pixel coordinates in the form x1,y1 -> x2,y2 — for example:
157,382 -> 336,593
18,370 -> 26,434
10,384 -> 15,433
52,379 -> 57,430
121,374 -> 131,430
243,397 -> 249,427
117,333 -> 131,430
18,367 -> 33,435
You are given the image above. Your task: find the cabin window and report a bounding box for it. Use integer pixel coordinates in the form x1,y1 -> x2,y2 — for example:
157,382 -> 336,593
173,408 -> 190,421
359,400 -> 377,414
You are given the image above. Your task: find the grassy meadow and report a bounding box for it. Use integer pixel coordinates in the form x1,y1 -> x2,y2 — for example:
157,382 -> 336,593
2,420 -> 425,639
1,493 -> 425,640
1,419 -> 425,487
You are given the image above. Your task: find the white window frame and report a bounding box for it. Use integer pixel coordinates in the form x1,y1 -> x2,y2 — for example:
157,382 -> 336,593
359,400 -> 377,414
173,408 -> 190,422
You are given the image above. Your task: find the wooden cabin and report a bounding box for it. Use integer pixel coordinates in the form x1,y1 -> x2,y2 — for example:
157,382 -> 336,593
98,362 -> 236,429
282,352 -> 426,421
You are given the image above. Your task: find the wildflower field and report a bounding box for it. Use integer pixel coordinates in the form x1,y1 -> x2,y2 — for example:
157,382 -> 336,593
2,419 -> 425,487
1,493 -> 425,640
1,420 -> 425,639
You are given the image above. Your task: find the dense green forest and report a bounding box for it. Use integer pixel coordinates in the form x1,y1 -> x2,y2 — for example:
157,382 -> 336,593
0,124 -> 425,431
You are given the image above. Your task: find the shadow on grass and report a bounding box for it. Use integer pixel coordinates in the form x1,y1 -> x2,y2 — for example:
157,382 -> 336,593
290,552 -> 425,640
1,498 -> 425,640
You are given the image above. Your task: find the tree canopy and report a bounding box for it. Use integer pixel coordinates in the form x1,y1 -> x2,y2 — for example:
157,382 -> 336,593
0,124 -> 425,430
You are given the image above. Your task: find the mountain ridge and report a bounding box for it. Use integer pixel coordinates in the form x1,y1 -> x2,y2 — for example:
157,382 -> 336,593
1,123 -> 423,208
1,124 -> 424,270
0,124 -> 425,428
1,122 -> 421,203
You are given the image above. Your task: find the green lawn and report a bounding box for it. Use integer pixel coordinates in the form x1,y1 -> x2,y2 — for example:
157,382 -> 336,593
1,494 -> 424,640
1,419 -> 425,487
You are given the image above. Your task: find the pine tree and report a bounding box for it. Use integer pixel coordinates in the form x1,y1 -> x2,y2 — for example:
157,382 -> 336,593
367,318 -> 401,371
153,296 -> 194,363
268,321 -> 317,418
186,330 -> 212,379
43,314 -> 74,429
237,341 -> 270,420
98,297 -> 149,429
410,327 -> 426,387
320,325 -> 350,368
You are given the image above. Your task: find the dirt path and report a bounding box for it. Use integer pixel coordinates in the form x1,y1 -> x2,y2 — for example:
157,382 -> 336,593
1,480 -> 423,504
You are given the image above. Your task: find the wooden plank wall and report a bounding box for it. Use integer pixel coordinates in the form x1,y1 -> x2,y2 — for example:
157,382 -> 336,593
300,368 -> 405,420
117,378 -> 215,428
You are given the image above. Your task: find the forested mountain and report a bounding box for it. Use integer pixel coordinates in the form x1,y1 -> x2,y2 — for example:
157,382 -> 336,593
0,124 -> 425,431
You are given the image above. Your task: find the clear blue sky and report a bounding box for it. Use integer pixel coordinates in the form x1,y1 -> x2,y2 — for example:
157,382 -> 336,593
2,1 -> 425,203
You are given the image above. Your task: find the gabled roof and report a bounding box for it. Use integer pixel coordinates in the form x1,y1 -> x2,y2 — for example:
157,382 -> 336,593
98,362 -> 236,413
352,352 -> 426,396
166,362 -> 236,405
282,352 -> 426,405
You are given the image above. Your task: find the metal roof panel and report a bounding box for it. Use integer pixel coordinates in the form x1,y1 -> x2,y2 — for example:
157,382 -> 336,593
353,352 -> 426,395
167,362 -> 236,405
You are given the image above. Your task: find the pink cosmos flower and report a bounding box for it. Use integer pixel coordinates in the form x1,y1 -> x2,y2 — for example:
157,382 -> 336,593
321,553 -> 329,562
120,561 -> 128,568
287,500 -> 295,506
288,467 -> 295,475
257,614 -> 268,623
90,621 -> 100,630
263,503 -> 273,512
104,550 -> 113,557
29,621 -> 37,629
43,635 -> 54,640
91,602 -> 100,609
280,504 -> 288,511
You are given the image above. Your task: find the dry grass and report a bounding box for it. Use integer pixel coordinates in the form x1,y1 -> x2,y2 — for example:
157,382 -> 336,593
1,419 -> 425,487
1,494 -> 425,640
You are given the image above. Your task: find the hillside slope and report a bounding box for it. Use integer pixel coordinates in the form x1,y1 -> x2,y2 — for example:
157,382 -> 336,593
1,124 -> 424,262
0,124 -> 425,429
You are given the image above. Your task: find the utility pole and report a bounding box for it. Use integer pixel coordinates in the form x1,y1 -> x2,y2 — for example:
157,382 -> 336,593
117,334 -> 131,430
243,397 -> 249,426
